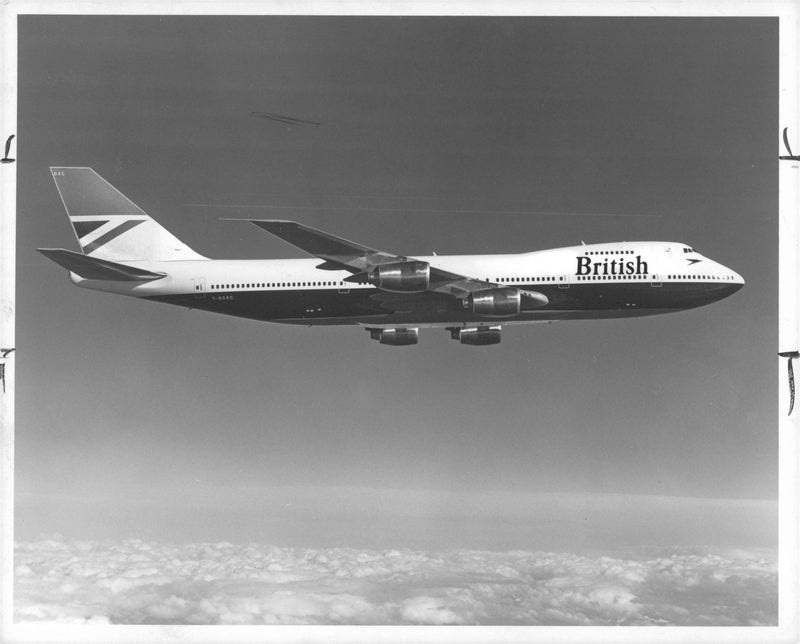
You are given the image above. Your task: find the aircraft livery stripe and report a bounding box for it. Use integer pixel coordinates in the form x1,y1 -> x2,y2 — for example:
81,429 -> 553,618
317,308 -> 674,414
73,220 -> 108,239
82,219 -> 144,254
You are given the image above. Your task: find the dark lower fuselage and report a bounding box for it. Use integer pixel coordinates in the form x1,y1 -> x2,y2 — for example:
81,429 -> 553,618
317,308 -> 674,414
145,280 -> 742,327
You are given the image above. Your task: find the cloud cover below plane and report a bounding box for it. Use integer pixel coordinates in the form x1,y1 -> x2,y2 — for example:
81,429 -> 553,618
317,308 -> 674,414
15,537 -> 777,626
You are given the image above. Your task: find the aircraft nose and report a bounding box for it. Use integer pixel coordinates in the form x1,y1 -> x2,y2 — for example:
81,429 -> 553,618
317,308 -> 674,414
723,267 -> 745,297
715,259 -> 744,285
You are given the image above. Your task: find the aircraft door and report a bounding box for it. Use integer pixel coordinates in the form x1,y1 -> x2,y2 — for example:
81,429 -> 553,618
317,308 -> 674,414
192,277 -> 206,298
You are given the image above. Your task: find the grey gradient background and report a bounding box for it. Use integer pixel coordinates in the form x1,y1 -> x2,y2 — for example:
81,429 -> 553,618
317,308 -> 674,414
15,16 -> 777,551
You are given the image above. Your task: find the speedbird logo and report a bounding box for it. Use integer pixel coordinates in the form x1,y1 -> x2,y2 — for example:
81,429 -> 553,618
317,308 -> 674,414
576,255 -> 649,277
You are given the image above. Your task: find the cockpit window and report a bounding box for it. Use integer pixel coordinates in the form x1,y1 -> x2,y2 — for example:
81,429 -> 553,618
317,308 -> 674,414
683,247 -> 697,253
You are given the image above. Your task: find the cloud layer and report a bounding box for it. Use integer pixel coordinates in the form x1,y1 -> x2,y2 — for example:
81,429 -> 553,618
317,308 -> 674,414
15,537 -> 777,626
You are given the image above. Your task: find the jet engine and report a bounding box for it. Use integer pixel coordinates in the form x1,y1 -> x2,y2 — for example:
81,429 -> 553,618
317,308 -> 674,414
468,287 -> 521,317
448,325 -> 502,346
467,287 -> 549,317
368,261 -> 430,292
368,327 -> 419,346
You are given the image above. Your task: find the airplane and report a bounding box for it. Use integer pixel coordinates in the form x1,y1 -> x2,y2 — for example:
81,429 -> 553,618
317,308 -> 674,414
38,167 -> 745,346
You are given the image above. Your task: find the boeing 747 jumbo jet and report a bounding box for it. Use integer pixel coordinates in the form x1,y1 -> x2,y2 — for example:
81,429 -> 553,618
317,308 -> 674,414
39,167 -> 745,346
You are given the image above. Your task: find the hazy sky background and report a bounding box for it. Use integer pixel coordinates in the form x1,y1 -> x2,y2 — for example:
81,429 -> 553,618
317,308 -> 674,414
15,16 -> 777,550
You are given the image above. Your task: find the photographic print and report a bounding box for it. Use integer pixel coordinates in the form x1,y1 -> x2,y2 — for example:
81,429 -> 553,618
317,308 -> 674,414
1,2 -> 795,641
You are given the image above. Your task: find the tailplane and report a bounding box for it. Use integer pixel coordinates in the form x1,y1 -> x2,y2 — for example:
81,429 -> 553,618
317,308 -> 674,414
36,248 -> 167,281
49,167 -> 206,261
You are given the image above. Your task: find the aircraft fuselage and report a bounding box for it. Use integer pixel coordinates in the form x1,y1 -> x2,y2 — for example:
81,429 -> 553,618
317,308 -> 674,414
70,241 -> 743,328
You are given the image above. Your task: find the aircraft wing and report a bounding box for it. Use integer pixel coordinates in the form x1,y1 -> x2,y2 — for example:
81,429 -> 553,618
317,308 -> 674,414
234,219 -> 502,298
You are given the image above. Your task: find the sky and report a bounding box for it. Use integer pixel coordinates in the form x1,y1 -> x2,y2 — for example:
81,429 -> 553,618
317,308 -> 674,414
13,14 -> 778,561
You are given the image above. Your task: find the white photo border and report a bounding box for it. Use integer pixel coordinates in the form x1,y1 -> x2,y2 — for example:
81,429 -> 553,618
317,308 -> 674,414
0,1 -> 796,642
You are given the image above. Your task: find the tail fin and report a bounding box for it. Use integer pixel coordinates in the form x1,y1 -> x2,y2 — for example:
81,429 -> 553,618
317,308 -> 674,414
50,167 -> 206,261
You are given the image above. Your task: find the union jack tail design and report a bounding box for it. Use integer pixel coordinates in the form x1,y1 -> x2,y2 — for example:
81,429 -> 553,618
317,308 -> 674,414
50,167 -> 206,262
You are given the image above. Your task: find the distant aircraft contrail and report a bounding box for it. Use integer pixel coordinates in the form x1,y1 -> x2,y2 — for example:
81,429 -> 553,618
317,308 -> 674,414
250,112 -> 320,127
183,203 -> 662,218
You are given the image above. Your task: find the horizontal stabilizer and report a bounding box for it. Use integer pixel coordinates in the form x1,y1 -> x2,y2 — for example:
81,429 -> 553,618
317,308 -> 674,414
37,248 -> 166,281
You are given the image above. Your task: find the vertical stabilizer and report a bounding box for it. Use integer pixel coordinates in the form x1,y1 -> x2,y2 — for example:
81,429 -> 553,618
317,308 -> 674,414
50,167 -> 206,261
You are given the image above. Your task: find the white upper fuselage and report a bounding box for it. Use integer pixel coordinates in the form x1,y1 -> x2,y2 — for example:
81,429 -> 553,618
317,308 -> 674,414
74,241 -> 743,294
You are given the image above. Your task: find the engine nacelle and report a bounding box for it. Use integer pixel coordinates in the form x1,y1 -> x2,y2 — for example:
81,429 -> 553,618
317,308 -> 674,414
449,325 -> 502,346
368,327 -> 419,346
369,261 -> 430,292
468,287 -> 521,317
